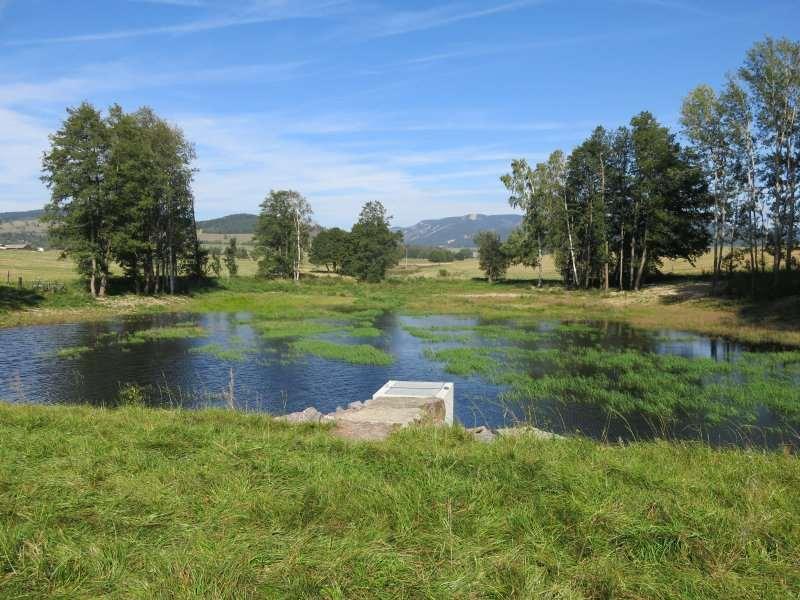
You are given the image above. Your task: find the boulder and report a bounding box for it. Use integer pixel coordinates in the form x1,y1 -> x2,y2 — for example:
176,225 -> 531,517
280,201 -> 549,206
280,407 -> 324,424
467,426 -> 496,443
496,426 -> 564,440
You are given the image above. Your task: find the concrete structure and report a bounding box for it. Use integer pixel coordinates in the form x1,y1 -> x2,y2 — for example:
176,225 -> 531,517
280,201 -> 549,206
278,380 -> 455,440
372,380 -> 454,425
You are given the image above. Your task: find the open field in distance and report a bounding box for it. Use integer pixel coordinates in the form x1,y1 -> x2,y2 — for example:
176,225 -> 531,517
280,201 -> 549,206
1,248 -> 721,285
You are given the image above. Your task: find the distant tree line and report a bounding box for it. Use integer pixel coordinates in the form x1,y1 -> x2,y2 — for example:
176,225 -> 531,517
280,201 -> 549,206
402,246 -> 473,262
42,103 -> 202,296
255,193 -> 402,282
479,37 -> 800,295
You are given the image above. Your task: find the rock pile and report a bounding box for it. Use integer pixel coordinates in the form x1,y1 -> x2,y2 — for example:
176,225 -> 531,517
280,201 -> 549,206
279,402 -> 564,443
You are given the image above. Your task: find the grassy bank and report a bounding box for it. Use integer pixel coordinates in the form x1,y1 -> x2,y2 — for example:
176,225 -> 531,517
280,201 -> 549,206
2,248 -> 800,347
0,403 -> 798,599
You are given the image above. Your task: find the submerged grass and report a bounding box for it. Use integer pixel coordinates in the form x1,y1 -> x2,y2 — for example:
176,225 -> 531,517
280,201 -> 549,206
423,333 -> 800,432
188,343 -> 251,362
254,319 -> 341,339
128,324 -> 207,342
348,325 -> 382,338
0,403 -> 798,598
55,345 -> 91,359
292,339 -> 394,366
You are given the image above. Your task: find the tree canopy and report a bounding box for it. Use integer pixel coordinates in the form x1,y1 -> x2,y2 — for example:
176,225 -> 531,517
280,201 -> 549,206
254,190 -> 313,281
341,201 -> 402,282
492,113 -> 710,288
42,103 -> 201,296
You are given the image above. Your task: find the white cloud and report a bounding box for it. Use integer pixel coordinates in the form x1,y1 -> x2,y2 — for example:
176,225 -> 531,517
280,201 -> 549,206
176,113 -> 522,225
0,107 -> 50,207
0,61 -> 308,105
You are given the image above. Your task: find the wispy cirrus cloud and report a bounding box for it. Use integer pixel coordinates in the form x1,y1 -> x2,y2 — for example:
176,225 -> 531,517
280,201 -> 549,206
5,0 -> 348,46
6,0 -> 543,47
331,0 -> 545,40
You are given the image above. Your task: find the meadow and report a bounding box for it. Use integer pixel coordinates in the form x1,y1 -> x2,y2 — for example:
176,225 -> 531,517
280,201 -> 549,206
0,403 -> 798,599
2,249 -> 799,348
1,249 -> 800,598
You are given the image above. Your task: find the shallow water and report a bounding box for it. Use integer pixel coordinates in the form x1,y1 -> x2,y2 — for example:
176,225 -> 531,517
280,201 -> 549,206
1,312 -> 797,449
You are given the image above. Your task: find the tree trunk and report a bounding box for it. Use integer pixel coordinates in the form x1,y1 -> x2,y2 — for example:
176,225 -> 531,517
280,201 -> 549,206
584,193 -> 593,289
629,232 -> 636,290
536,233 -> 543,288
562,193 -> 579,286
294,212 -> 301,282
619,223 -> 624,291
711,172 -> 720,294
634,225 -> 648,291
603,240 -> 609,291
785,137 -> 797,272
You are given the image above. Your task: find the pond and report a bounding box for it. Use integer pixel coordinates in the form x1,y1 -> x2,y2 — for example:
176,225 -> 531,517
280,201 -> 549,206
1,311 -> 798,449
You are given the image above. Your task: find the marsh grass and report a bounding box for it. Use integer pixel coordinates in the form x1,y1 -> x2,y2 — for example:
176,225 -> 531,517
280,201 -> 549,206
403,325 -> 469,342
348,325 -> 382,337
292,339 -> 394,366
0,403 -> 797,598
127,324 -> 207,342
254,319 -> 342,339
424,330 -> 800,433
55,345 -> 91,359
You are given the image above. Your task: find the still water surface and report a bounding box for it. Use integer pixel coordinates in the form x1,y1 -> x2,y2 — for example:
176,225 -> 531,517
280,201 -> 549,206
1,312 -> 796,448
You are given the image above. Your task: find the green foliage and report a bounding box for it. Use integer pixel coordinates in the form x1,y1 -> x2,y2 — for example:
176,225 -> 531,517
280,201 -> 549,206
341,201 -> 402,282
427,248 -> 455,263
209,247 -> 222,277
41,103 -> 200,296
474,230 -> 512,282
309,227 -> 350,272
223,237 -> 238,277
254,190 -> 313,280
502,116 -> 712,290
501,158 -> 546,283
116,383 -> 146,406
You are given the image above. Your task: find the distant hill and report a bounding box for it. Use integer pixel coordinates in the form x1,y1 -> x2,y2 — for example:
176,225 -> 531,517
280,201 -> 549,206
398,213 -> 522,248
197,213 -> 258,234
0,209 -> 44,222
0,208 -> 49,246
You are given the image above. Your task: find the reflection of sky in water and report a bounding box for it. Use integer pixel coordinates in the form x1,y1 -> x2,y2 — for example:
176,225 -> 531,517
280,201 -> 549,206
0,312 -> 796,449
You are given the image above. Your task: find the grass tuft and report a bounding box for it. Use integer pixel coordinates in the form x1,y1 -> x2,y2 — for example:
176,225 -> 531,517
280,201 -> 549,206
292,339 -> 394,365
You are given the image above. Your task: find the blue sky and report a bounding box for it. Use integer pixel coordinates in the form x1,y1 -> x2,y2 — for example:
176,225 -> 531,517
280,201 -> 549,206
1,1 -> 797,227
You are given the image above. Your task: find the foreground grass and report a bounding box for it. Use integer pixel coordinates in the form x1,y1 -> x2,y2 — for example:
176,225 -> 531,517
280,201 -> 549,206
0,403 -> 797,598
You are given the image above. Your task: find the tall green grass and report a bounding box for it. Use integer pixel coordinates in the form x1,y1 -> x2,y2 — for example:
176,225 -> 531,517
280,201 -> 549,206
0,403 -> 797,598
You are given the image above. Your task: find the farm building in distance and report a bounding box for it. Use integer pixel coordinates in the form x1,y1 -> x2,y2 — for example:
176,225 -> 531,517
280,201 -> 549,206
0,243 -> 42,251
